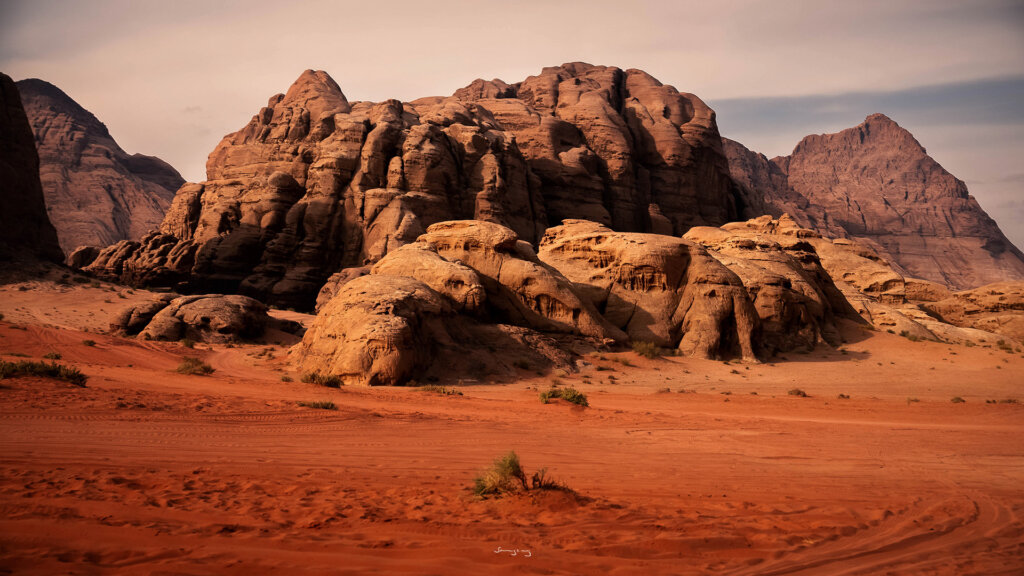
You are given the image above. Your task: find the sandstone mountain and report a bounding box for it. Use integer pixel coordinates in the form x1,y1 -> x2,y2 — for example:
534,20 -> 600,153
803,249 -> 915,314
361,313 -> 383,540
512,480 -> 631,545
0,72 -> 63,262
83,64 -> 741,309
726,114 -> 1024,289
16,79 -> 182,254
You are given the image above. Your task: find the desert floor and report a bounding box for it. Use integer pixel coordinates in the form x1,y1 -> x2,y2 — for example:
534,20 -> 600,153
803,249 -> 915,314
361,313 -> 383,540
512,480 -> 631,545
1,277 -> 1022,575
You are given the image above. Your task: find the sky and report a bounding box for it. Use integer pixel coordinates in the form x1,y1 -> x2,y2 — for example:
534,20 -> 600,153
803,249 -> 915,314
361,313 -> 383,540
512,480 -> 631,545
2,0 -> 1023,247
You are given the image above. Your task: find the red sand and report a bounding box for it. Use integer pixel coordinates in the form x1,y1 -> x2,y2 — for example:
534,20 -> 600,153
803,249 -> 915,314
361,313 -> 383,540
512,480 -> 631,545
1,281 -> 1023,574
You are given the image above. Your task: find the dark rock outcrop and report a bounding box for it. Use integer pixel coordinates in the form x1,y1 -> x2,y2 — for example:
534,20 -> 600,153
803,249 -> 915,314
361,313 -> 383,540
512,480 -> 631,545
726,114 -> 1024,289
15,79 -> 182,254
0,73 -> 63,262
112,294 -> 270,343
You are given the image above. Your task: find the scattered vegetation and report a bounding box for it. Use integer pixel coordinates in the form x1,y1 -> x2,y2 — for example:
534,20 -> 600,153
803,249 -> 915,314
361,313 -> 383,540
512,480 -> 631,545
0,360 -> 88,387
951,396 -> 966,404
280,375 -> 293,382
82,339 -> 96,347
837,393 -> 850,400
297,400 -> 337,410
176,357 -> 215,376
473,451 -> 527,497
472,451 -> 572,499
540,385 -> 589,407
987,398 -> 1019,405
42,351 -> 62,360
301,371 -> 342,388
788,388 -> 809,398
906,397 -> 920,404
417,384 -> 463,396
631,341 -> 662,359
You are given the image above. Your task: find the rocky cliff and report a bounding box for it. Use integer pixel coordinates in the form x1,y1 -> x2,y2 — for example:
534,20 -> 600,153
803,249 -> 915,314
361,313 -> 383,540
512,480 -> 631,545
16,79 -> 182,254
0,73 -> 63,262
726,114 -> 1024,289
85,64 -> 741,309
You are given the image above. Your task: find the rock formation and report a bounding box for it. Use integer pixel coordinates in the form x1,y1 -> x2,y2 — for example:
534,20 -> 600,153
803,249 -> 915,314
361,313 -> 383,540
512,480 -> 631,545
538,220 -> 760,360
84,64 -> 741,310
0,72 -> 63,262
725,114 -> 1024,289
111,294 -> 271,343
299,217 -> 1022,385
15,79 -> 182,254
920,282 -> 1024,345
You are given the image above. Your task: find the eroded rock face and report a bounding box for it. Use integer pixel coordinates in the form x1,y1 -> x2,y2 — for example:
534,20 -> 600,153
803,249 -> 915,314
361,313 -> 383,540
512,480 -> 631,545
416,220 -> 625,341
0,73 -> 63,262
688,216 -> 1022,349
112,294 -> 269,342
450,63 -> 740,234
296,275 -> 452,386
539,220 -> 759,360
725,115 -> 1024,289
919,282 -> 1024,345
86,63 -> 740,310
296,220 -> 624,385
16,79 -> 182,254
683,220 -> 845,354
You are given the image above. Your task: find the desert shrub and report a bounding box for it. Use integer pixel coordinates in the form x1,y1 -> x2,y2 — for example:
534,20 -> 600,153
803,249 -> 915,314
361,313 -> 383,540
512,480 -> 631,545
788,388 -> 808,398
418,384 -> 463,396
906,397 -> 920,404
951,396 -> 966,403
297,400 -> 337,410
301,371 -> 342,388
42,351 -> 62,360
0,360 -> 88,386
280,375 -> 293,382
82,339 -> 96,347
540,386 -> 588,407
631,341 -> 662,359
176,357 -> 215,376
473,451 -> 528,498
965,341 -> 976,347
181,338 -> 196,349
999,398 -> 1019,404
837,393 -> 850,399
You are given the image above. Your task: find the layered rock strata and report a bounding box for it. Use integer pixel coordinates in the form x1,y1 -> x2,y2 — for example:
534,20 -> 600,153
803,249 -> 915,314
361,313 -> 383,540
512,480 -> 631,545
725,114 -> 1024,289
16,79 -> 182,254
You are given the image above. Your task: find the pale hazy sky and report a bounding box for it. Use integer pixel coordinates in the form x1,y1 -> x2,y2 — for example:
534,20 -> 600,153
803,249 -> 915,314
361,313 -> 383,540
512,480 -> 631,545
2,0 -> 1023,246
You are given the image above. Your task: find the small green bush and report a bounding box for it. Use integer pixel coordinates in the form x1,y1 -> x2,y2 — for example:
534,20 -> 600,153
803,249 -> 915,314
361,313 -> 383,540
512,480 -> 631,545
302,371 -> 342,388
297,400 -> 337,410
631,341 -> 662,359
540,386 -> 588,407
176,357 -> 214,376
0,360 -> 88,386
473,451 -> 528,498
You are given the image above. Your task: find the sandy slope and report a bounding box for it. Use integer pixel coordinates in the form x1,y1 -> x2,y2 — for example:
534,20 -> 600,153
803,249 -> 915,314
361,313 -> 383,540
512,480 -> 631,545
1,280 -> 1023,575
